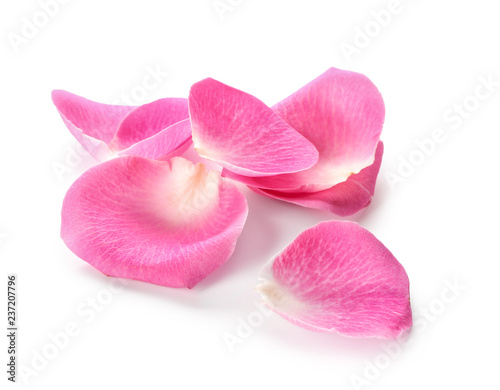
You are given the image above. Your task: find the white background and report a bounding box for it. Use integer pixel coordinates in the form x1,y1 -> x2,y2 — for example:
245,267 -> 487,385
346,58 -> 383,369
1,0 -> 499,389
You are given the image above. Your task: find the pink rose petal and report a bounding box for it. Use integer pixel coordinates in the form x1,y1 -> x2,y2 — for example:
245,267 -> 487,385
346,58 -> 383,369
188,78 -> 319,177
110,97 -> 189,150
118,119 -> 193,161
256,220 -> 412,339
249,141 -> 384,216
273,67 -> 385,189
52,90 -> 191,161
52,90 -> 136,161
61,156 -> 248,288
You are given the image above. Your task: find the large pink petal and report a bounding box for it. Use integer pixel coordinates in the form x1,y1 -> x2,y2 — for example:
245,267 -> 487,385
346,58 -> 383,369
188,78 -> 319,177
61,156 -> 248,288
271,67 -> 385,189
250,141 -> 384,216
256,221 -> 412,339
118,119 -> 193,161
110,98 -> 189,150
52,90 -> 136,161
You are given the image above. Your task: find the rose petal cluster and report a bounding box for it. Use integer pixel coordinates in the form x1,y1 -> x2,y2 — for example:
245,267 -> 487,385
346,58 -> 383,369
53,67 -> 412,338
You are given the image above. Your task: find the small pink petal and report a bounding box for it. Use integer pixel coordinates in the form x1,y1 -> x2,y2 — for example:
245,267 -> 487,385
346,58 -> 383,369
188,78 -> 319,177
52,91 -> 191,161
52,90 -> 136,160
118,119 -> 193,161
256,220 -> 412,339
61,156 -> 248,288
250,141 -> 384,216
110,98 -> 190,150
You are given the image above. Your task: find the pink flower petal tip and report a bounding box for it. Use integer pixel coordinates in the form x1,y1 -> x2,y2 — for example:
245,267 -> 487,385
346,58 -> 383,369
51,90 -> 191,161
255,221 -> 412,339
61,156 -> 248,288
188,78 -> 319,177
